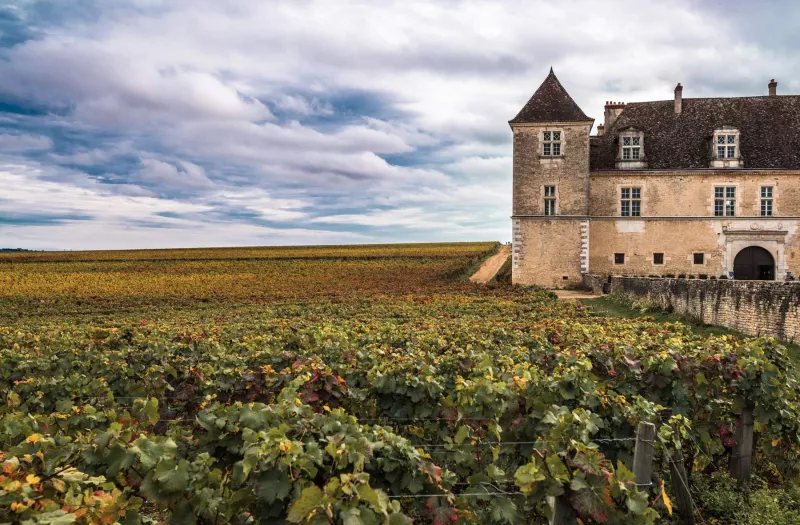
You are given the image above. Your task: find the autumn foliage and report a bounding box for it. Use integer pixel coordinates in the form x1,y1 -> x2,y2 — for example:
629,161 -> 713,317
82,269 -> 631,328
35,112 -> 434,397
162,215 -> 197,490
1,244 -> 799,523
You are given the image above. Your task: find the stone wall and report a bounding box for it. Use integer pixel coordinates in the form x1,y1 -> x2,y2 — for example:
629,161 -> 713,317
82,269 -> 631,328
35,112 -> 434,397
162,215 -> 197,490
511,120 -> 593,287
589,170 -> 800,217
609,276 -> 800,342
583,273 -> 608,295
587,170 -> 800,279
512,122 -> 593,217
513,218 -> 584,288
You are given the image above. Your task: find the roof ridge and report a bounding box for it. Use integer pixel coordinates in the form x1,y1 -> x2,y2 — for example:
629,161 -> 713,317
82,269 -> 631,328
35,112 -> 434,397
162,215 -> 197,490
624,94 -> 800,106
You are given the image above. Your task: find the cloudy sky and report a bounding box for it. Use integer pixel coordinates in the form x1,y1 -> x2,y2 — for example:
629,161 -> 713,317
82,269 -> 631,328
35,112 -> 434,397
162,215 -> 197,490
0,0 -> 796,249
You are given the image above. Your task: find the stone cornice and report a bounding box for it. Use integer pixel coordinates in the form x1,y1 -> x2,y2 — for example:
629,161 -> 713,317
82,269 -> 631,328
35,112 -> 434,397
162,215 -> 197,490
590,169 -> 800,177
512,215 -> 800,220
510,121 -> 594,129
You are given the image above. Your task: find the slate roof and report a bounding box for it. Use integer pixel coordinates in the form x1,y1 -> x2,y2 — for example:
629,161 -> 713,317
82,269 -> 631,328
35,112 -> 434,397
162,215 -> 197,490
510,68 -> 593,124
591,95 -> 800,170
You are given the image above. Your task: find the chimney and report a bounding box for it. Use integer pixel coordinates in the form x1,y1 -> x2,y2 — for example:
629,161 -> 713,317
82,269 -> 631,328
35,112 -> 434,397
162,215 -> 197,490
597,124 -> 605,136
769,79 -> 778,96
674,83 -> 683,114
604,101 -> 625,128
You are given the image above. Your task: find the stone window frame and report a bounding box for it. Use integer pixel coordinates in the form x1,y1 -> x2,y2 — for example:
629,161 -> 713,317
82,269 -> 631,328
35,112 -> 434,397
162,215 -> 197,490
617,184 -> 644,217
615,128 -> 646,169
692,252 -> 707,266
540,129 -> 564,157
652,253 -> 665,266
542,184 -> 558,216
758,184 -> 777,217
612,253 -> 626,266
712,183 -> 740,217
710,127 -> 743,168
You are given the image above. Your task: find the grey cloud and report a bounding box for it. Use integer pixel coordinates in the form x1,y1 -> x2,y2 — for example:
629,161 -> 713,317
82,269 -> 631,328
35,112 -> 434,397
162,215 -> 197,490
0,132 -> 53,151
1,0 -> 796,249
134,158 -> 214,194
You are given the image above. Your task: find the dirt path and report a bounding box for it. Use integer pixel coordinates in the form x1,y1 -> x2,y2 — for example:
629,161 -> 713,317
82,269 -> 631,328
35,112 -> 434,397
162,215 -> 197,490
469,245 -> 512,283
554,290 -> 599,301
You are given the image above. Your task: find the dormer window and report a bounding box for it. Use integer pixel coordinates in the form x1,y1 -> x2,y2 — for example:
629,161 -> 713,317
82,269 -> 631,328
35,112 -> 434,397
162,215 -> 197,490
717,135 -> 736,159
711,127 -> 742,168
615,129 -> 646,169
542,131 -> 561,156
622,136 -> 641,160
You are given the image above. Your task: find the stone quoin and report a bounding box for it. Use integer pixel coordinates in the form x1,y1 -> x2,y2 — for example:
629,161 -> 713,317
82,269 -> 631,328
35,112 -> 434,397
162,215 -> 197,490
510,69 -> 800,287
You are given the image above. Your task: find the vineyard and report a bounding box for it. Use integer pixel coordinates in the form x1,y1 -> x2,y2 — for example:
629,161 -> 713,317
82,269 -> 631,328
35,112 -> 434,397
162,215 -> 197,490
2,243 -> 800,524
0,242 -> 497,316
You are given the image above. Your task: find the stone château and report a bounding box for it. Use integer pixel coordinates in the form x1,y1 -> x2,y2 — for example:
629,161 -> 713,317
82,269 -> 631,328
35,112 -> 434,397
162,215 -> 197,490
510,69 -> 800,287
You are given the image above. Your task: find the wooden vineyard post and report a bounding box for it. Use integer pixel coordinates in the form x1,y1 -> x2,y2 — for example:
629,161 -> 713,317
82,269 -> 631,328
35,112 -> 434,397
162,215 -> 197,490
667,450 -> 695,525
548,495 -> 577,525
729,402 -> 755,483
633,422 -> 656,486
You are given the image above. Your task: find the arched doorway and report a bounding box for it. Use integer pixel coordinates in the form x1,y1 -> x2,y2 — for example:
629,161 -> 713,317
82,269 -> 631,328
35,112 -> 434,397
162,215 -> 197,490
733,247 -> 775,280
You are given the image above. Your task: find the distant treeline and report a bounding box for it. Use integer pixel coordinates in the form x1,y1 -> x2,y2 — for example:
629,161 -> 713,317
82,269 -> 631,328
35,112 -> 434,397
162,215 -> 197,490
0,248 -> 38,252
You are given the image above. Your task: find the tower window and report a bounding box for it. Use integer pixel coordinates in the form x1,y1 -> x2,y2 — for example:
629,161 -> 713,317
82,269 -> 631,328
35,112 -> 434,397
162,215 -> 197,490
542,131 -> 561,156
714,187 -> 736,216
543,185 -> 557,216
761,186 -> 773,216
621,187 -> 642,217
653,253 -> 664,265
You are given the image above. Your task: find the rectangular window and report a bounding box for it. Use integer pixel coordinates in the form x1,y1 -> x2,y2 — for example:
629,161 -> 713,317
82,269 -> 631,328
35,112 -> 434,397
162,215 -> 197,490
716,135 -> 737,158
543,185 -> 557,216
622,136 -> 641,161
653,253 -> 664,265
761,186 -> 773,216
714,186 -> 736,216
614,253 -> 625,265
542,131 -> 561,156
620,187 -> 642,217
693,253 -> 705,265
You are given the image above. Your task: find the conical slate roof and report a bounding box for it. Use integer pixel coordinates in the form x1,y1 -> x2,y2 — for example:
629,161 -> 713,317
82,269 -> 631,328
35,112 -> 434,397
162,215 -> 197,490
510,68 -> 593,123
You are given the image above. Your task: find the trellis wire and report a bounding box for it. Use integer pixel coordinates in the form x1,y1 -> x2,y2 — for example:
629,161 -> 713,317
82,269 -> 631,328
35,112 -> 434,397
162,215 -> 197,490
657,433 -> 708,525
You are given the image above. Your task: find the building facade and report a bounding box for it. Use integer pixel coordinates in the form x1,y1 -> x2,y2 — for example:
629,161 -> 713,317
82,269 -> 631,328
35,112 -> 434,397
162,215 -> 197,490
511,69 -> 800,287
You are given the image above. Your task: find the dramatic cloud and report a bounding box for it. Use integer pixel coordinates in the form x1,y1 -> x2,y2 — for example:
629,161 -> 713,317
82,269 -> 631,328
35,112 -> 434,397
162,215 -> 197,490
0,0 -> 793,249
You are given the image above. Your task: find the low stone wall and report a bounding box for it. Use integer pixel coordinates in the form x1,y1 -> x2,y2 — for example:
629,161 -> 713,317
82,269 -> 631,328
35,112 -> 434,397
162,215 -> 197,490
608,276 -> 800,343
582,274 -> 608,295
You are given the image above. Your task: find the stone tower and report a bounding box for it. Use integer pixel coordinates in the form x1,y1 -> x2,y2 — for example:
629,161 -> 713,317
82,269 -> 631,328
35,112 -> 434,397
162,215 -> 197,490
509,69 -> 594,287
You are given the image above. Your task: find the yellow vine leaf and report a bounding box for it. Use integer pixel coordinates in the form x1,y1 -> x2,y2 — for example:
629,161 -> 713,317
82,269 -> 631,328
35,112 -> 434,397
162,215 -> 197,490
26,473 -> 41,484
661,480 -> 673,516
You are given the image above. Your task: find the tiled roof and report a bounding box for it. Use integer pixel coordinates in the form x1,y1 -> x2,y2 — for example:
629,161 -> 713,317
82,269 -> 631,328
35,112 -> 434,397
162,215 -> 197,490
510,68 -> 593,124
591,96 -> 800,170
